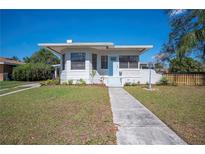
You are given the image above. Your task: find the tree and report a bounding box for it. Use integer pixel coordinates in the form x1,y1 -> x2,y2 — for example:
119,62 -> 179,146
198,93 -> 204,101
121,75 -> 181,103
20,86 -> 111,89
160,10 -> 205,63
154,62 -> 165,73
24,48 -> 60,65
23,56 -> 31,63
11,56 -> 20,61
169,57 -> 203,73
177,10 -> 205,62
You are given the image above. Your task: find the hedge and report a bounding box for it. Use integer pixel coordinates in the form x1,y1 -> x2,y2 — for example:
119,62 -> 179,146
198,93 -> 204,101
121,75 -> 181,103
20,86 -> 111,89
12,63 -> 54,81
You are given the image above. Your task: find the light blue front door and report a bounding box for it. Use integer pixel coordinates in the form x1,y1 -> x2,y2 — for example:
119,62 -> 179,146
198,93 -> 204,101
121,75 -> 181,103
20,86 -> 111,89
108,56 -> 121,86
108,56 -> 118,76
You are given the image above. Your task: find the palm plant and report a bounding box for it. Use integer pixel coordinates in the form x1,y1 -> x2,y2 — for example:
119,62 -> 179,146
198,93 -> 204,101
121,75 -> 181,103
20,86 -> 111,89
160,10 -> 205,64
90,70 -> 96,84
177,10 -> 205,62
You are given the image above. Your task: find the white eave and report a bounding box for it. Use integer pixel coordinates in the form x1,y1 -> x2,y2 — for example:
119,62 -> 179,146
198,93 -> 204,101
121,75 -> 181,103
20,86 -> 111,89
38,42 -> 114,47
114,45 -> 153,49
38,42 -> 153,55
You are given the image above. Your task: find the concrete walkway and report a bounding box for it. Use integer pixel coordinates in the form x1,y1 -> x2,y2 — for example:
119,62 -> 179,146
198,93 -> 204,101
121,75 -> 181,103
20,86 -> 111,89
108,87 -> 186,145
0,83 -> 40,97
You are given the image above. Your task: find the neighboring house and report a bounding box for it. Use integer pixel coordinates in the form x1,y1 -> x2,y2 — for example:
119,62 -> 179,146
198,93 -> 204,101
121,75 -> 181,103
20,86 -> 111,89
39,40 -> 162,87
0,57 -> 24,81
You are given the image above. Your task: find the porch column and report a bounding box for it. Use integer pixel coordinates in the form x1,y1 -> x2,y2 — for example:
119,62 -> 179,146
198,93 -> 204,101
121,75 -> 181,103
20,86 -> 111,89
54,67 -> 57,78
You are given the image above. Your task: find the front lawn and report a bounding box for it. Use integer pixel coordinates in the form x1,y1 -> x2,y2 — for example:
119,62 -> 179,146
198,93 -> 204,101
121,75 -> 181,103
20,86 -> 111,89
0,86 -> 30,95
0,81 -> 25,90
0,86 -> 116,144
125,86 -> 205,145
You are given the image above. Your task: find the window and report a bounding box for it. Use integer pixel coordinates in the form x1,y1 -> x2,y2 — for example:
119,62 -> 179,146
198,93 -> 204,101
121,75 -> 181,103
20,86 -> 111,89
119,55 -> 139,69
101,55 -> 108,69
119,56 -> 129,68
92,54 -> 97,70
62,54 -> 65,70
71,53 -> 86,70
129,56 -> 139,68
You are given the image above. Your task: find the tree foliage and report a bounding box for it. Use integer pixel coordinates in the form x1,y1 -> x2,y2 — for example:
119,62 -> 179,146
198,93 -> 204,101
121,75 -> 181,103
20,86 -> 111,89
159,10 -> 205,63
23,56 -> 31,63
154,62 -> 165,73
12,63 -> 54,81
23,48 -> 60,65
11,56 -> 20,61
169,57 -> 203,73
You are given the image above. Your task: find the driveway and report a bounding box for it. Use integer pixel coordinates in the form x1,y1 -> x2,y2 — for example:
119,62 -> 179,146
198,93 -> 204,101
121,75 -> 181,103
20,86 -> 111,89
108,87 -> 186,145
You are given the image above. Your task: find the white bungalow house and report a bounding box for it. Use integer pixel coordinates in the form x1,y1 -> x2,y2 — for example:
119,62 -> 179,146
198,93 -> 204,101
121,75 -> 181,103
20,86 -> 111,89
39,40 -> 161,87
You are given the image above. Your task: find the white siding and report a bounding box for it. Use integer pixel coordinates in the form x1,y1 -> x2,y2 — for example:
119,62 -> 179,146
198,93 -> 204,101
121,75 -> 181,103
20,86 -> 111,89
63,49 -> 91,83
59,47 -> 162,85
121,69 -> 162,85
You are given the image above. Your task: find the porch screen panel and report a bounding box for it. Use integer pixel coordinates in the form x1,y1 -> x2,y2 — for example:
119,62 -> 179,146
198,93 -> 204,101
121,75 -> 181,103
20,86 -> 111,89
129,56 -> 139,68
119,56 -> 129,68
92,54 -> 97,70
101,55 -> 108,69
71,53 -> 86,70
119,55 -> 139,68
62,54 -> 65,70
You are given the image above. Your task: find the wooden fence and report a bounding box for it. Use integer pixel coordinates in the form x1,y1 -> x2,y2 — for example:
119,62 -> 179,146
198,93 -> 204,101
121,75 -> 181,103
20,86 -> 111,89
164,73 -> 205,86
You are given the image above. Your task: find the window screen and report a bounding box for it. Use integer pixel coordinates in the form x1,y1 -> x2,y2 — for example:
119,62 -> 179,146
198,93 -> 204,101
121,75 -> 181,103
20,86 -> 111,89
119,55 -> 139,68
101,55 -> 108,69
92,54 -> 97,70
71,53 -> 86,70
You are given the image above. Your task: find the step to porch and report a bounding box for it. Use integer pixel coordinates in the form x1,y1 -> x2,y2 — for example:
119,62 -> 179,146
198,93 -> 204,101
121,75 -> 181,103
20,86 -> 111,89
107,77 -> 123,87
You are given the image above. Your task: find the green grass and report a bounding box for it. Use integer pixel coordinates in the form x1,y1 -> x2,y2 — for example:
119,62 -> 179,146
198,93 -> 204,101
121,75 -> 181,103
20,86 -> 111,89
0,86 -> 31,95
125,86 -> 205,145
0,86 -> 116,144
0,81 -> 24,90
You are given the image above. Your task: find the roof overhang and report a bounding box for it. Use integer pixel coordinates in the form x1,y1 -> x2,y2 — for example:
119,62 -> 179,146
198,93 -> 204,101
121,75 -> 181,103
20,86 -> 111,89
0,59 -> 24,65
38,42 -> 153,55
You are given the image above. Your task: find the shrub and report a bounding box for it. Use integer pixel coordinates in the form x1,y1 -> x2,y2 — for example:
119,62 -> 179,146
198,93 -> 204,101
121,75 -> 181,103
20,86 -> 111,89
40,81 -> 47,86
77,79 -> 86,85
131,83 -> 138,86
13,63 -> 54,81
68,80 -> 73,85
125,82 -> 140,86
79,78 -> 86,85
169,57 -> 203,73
62,82 -> 68,85
40,78 -> 60,86
52,77 -> 60,85
157,76 -> 169,85
124,82 -> 132,86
